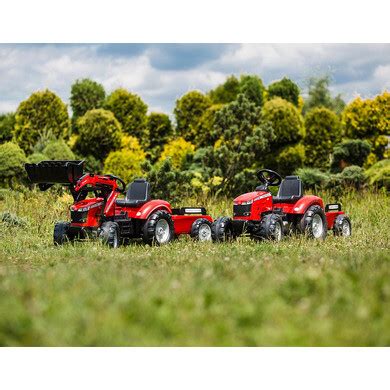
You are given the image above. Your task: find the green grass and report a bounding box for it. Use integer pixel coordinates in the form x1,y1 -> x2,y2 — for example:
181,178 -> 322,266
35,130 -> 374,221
0,189 -> 389,346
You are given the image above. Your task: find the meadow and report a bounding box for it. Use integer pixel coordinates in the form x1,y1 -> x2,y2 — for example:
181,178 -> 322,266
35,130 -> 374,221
0,189 -> 389,346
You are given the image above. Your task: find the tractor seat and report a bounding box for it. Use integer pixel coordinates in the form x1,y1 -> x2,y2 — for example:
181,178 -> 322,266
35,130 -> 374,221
273,176 -> 303,204
115,178 -> 151,207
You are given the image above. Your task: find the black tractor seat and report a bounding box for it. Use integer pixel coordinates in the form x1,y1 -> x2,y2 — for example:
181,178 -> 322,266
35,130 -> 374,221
115,178 -> 151,207
273,175 -> 303,204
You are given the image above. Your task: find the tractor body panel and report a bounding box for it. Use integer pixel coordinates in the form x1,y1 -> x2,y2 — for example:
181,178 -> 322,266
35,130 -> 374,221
273,195 -> 324,215
70,197 -> 105,228
233,191 -> 273,221
115,199 -> 172,220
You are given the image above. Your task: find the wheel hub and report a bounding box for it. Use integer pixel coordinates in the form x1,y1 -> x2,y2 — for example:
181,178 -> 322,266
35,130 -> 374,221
155,219 -> 170,244
199,224 -> 212,241
312,214 -> 324,238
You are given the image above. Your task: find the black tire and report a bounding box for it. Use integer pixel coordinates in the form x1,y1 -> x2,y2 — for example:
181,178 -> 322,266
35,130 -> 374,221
211,216 -> 234,242
333,215 -> 352,237
142,210 -> 174,245
53,221 -> 70,246
299,204 -> 328,240
190,218 -> 212,241
252,213 -> 284,241
99,221 -> 120,248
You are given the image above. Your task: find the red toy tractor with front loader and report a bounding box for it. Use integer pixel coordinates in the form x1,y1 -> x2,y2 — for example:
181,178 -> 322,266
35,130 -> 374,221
25,160 -> 213,247
211,169 -> 351,242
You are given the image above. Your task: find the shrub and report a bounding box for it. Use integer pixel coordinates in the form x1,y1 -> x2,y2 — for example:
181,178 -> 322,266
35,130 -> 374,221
196,104 -> 223,147
338,165 -> 366,189
104,88 -> 147,139
365,159 -> 390,190
239,75 -> 265,107
0,142 -> 27,187
295,168 -> 330,190
159,137 -> 195,169
304,107 -> 341,169
0,211 -> 27,228
42,139 -> 75,160
0,113 -> 15,143
209,75 -> 240,104
75,109 -> 122,160
13,90 -> 70,153
331,140 -> 371,172
27,152 -> 48,164
145,113 -> 173,159
275,144 -> 305,176
268,77 -> 300,106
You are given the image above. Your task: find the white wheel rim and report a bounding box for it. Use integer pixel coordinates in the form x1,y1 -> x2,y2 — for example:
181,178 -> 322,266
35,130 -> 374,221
113,231 -> 118,247
155,219 -> 170,244
274,222 -> 282,241
198,224 -> 212,241
312,214 -> 323,239
342,220 -> 351,236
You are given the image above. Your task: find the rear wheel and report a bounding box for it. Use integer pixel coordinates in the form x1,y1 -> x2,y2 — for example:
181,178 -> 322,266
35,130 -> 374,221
300,205 -> 328,240
99,221 -> 120,248
53,221 -> 70,246
251,213 -> 284,241
142,210 -> 174,245
333,215 -> 352,237
211,216 -> 234,242
190,218 -> 212,241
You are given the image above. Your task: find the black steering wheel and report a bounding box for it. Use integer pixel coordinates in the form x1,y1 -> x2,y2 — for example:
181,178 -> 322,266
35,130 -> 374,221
104,174 -> 126,193
256,169 -> 282,187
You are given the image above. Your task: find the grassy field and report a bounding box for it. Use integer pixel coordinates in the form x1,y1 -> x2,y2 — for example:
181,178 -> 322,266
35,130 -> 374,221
0,189 -> 389,346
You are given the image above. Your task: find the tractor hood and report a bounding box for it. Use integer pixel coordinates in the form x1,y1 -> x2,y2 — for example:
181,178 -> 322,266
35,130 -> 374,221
233,190 -> 271,205
70,197 -> 104,212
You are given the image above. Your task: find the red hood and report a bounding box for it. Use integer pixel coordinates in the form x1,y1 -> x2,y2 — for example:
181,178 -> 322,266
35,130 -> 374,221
71,197 -> 104,211
234,190 -> 270,204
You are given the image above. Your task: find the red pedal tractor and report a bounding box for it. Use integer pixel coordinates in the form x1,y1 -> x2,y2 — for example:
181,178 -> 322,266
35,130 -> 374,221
211,169 -> 351,242
25,160 -> 213,247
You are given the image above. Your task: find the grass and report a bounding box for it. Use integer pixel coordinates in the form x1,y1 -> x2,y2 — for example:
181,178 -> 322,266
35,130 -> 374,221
0,188 -> 389,346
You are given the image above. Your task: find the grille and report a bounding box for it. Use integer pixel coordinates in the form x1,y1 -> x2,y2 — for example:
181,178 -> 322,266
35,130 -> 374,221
233,204 -> 252,217
71,210 -> 88,223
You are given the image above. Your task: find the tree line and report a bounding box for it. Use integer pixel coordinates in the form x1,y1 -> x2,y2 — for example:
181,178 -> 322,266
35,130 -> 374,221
0,74 -> 389,198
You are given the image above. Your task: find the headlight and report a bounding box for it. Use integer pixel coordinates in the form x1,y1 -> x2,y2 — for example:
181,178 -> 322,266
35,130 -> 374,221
241,199 -> 253,205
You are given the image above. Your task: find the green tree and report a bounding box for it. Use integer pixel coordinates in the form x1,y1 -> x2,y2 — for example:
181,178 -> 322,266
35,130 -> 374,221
239,75 -> 265,107
145,113 -> 173,160
13,90 -> 70,153
104,88 -> 148,139
0,142 -> 27,187
42,139 -> 75,160
0,113 -> 15,143
174,91 -> 211,143
331,139 -> 371,172
268,77 -> 300,106
304,107 -> 341,168
75,109 -> 122,160
209,75 -> 240,104
303,76 -> 346,114
70,78 -> 105,132
196,104 -> 223,147
159,137 -> 195,169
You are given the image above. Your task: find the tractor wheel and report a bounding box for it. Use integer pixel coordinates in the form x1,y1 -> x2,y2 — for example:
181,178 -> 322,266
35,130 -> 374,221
299,205 -> 328,240
53,221 -> 71,246
252,213 -> 284,241
211,216 -> 234,242
142,210 -> 174,245
190,218 -> 212,241
99,221 -> 120,248
333,215 -> 352,237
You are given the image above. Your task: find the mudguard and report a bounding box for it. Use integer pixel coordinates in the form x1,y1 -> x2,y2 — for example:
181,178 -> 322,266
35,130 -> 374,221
132,199 -> 172,219
290,195 -> 324,214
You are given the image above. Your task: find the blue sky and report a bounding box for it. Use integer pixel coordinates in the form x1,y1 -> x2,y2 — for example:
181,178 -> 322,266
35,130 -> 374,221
0,43 -> 389,115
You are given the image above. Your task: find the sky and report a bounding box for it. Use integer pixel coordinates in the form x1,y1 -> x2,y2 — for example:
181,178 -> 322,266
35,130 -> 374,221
0,43 -> 389,115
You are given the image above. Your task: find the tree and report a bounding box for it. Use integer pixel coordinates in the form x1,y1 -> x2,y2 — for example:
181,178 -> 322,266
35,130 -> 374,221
239,75 -> 265,107
104,88 -> 148,139
159,137 -> 195,169
0,142 -> 27,187
196,104 -> 223,147
0,113 -> 15,143
303,76 -> 346,114
209,75 -> 240,104
104,136 -> 146,183
174,91 -> 211,143
330,139 -> 371,172
70,78 -> 105,132
13,90 -> 70,153
42,139 -> 75,160
145,113 -> 173,160
304,107 -> 341,168
75,109 -> 122,160
268,77 -> 300,106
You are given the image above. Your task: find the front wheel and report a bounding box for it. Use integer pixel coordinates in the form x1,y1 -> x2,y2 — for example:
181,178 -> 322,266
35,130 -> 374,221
333,215 -> 352,237
99,221 -> 120,248
191,218 -> 212,241
299,205 -> 328,240
252,213 -> 284,241
142,210 -> 174,245
211,216 -> 234,242
53,221 -> 70,246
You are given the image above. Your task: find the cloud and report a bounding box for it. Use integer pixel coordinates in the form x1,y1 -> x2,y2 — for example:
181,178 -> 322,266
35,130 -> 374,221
0,43 -> 389,115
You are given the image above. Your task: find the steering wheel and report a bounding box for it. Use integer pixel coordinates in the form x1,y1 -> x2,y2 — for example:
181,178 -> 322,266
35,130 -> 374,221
256,169 -> 282,187
104,174 -> 126,193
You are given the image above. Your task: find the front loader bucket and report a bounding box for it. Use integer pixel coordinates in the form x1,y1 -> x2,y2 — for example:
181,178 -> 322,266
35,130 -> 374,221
25,160 -> 84,190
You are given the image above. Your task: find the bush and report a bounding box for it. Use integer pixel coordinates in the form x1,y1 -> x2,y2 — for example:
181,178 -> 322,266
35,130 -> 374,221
196,104 -> 223,147
295,168 -> 330,190
239,75 -> 265,107
104,140 -> 146,184
104,88 -> 147,139
267,77 -> 300,106
75,109 -> 122,160
0,142 -> 27,187
27,152 -> 48,164
304,107 -> 341,169
331,140 -> 371,172
159,137 -> 195,169
275,144 -> 305,176
365,159 -> 390,190
0,211 -> 27,228
13,90 -> 70,153
145,113 -> 173,159
42,139 -> 75,160
0,113 -> 15,143
338,165 -> 366,189
209,75 -> 240,104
